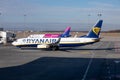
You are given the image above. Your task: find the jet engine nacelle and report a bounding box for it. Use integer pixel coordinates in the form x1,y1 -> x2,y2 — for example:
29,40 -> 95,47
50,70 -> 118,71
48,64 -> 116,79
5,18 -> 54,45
37,44 -> 50,48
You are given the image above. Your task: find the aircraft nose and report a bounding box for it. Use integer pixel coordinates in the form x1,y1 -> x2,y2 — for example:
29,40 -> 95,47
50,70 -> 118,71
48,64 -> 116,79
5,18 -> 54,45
12,41 -> 16,46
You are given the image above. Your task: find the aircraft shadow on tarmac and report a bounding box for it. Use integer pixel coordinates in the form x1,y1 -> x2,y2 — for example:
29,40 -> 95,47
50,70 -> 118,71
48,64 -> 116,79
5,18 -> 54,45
60,47 -> 116,50
19,46 -> 118,51
0,57 -> 120,80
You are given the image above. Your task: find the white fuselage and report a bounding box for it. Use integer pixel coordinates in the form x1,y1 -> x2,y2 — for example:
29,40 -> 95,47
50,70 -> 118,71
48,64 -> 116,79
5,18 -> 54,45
27,34 -> 44,38
12,37 -> 99,48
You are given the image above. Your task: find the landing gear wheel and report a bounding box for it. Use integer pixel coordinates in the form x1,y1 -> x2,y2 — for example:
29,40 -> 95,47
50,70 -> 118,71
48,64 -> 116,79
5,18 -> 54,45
52,46 -> 59,51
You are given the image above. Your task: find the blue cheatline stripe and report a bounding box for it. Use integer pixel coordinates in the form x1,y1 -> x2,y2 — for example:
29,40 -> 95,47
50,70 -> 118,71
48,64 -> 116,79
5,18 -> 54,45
16,44 -> 38,48
59,42 -> 96,47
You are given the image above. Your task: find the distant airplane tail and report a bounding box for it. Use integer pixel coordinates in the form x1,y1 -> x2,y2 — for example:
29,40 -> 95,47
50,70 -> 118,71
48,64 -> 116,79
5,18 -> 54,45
60,27 -> 71,37
84,20 -> 103,38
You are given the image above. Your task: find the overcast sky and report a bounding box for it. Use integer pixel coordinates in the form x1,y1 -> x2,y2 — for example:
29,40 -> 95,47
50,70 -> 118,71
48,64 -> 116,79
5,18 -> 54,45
0,0 -> 120,25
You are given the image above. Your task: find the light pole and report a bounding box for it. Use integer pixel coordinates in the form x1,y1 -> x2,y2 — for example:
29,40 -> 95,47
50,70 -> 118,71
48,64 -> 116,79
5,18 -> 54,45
97,13 -> 102,20
88,14 -> 91,29
0,13 -> 1,28
24,14 -> 27,28
23,14 -> 27,37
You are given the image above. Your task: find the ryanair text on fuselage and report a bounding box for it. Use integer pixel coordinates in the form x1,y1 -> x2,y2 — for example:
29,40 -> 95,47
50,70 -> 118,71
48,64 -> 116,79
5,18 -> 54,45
22,38 -> 57,44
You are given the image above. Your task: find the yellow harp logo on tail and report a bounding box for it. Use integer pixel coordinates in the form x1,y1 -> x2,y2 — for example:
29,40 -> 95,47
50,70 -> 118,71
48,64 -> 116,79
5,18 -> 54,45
92,27 -> 101,35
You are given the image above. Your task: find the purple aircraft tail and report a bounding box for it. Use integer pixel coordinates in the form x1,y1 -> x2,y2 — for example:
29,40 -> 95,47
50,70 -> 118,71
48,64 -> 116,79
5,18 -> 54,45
60,27 -> 71,37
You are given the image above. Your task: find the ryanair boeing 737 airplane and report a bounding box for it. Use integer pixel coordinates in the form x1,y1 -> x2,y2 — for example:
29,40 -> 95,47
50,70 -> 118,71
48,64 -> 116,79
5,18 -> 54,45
12,20 -> 103,50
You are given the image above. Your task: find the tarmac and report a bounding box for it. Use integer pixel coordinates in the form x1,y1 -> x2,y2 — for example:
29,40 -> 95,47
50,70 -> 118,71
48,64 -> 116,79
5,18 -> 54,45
0,37 -> 120,80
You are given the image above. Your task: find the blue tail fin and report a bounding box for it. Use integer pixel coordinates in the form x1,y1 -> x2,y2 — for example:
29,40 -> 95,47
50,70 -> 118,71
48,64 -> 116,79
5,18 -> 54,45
86,20 -> 103,38
60,27 -> 71,37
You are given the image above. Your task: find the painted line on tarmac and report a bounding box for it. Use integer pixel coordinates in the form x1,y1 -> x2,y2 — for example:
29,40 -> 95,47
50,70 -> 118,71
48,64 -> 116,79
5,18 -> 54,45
82,53 -> 95,80
82,42 -> 104,80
